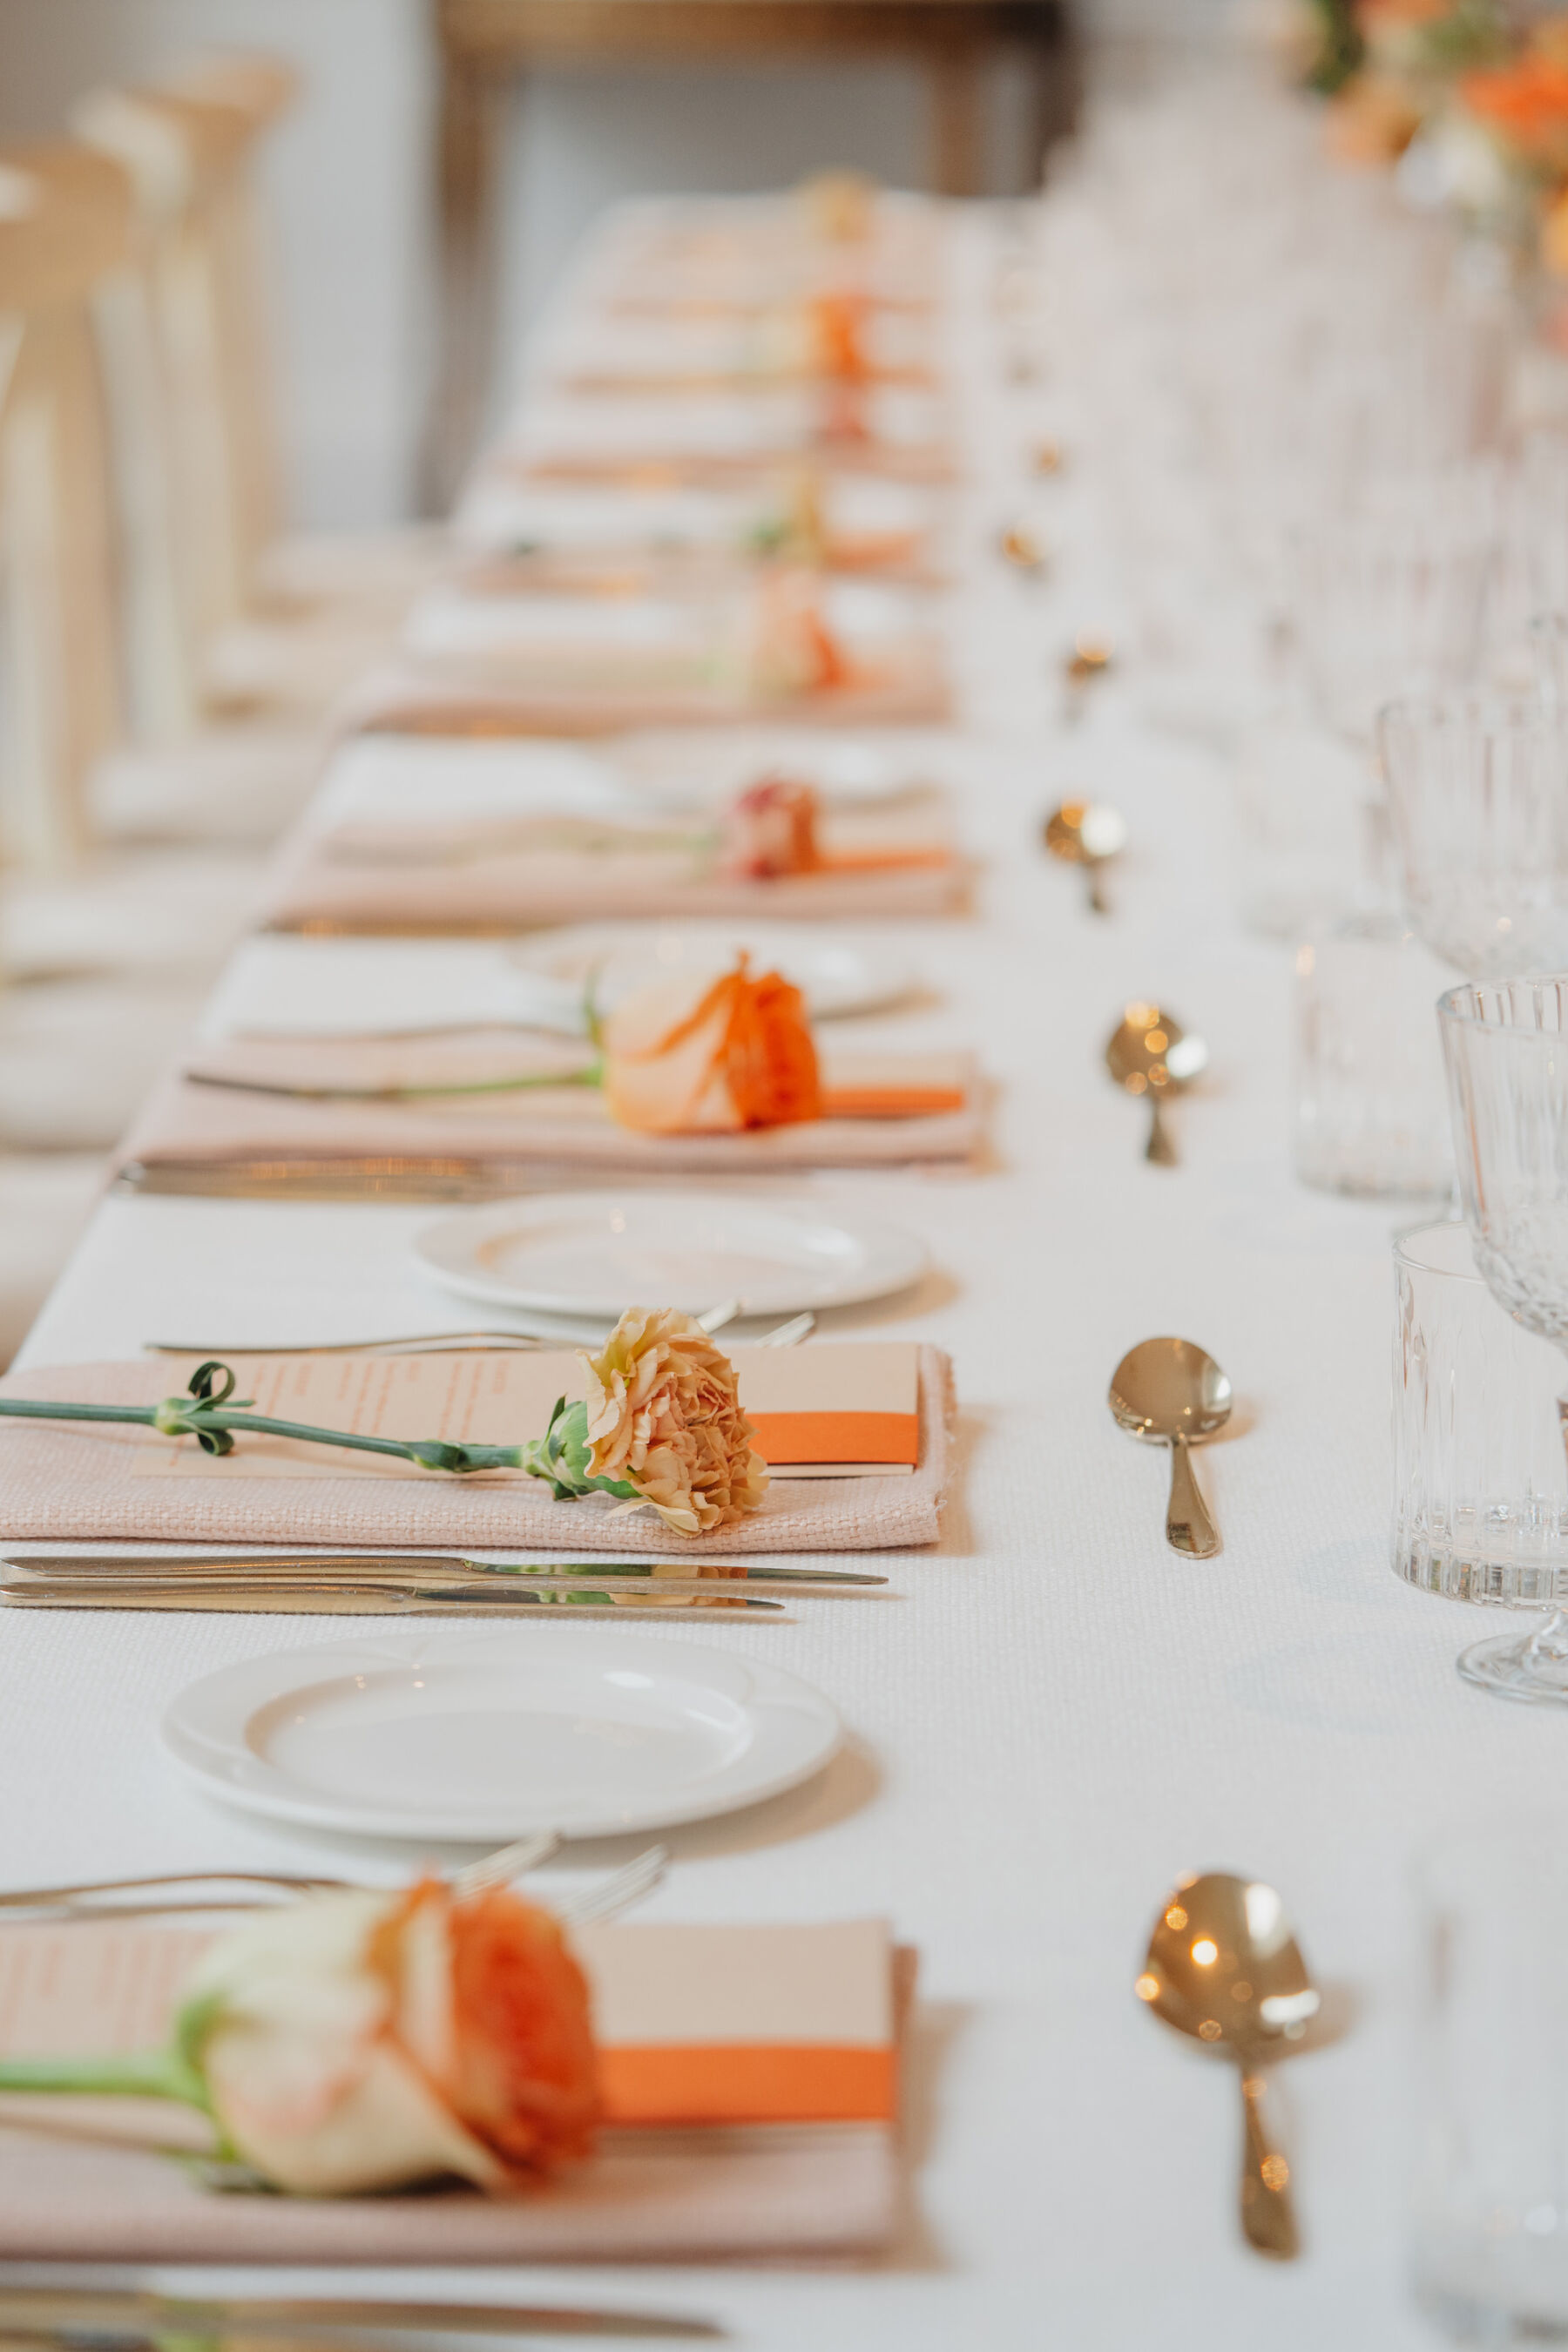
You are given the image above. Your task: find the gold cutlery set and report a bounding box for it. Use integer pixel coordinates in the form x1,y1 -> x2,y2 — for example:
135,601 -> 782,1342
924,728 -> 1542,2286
0,1552 -> 885,1618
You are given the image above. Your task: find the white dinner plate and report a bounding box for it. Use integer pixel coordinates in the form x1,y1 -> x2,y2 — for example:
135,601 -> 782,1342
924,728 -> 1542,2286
412,1190 -> 928,1319
162,1630 -> 842,1842
511,925 -> 915,1020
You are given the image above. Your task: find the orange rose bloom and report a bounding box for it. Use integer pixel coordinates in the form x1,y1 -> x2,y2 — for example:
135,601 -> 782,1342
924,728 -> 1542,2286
180,1877 -> 598,2197
444,1885 -> 600,2172
721,774 -> 822,878
602,956 -> 821,1133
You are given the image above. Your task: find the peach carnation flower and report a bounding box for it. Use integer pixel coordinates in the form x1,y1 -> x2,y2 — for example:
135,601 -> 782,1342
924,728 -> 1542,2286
582,1308 -> 769,1536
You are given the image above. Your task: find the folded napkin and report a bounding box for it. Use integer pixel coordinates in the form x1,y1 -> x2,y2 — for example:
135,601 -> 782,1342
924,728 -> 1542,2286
454,534 -> 936,596
113,1036 -> 982,1190
261,808 -> 965,932
0,1344 -> 954,1551
455,468 -> 940,576
334,645 -> 951,738
0,1915 -> 915,2261
515,438 -> 955,490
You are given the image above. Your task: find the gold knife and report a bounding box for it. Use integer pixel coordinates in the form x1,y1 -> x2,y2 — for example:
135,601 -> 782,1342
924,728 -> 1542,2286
5,1552 -> 884,1587
0,2286 -> 719,2340
1,1579 -> 782,1617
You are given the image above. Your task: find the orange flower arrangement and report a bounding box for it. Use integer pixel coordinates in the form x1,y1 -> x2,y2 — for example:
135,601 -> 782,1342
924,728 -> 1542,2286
602,955 -> 821,1135
1462,51 -> 1568,166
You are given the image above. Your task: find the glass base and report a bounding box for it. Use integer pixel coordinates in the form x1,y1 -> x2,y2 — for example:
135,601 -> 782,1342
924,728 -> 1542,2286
1458,1612 -> 1568,1706
1420,2280 -> 1568,2343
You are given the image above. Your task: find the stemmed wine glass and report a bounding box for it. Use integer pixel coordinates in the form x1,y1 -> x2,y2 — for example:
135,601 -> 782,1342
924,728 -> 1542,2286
1379,695 -> 1568,981
1437,977 -> 1568,1702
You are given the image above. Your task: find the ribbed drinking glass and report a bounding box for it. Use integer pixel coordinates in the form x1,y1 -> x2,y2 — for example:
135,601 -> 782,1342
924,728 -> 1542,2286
1393,1220 -> 1568,1608
1437,979 -> 1568,1701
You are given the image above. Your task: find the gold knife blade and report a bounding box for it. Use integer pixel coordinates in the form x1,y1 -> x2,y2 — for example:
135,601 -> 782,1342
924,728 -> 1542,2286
6,1552 -> 885,1587
0,2287 -> 720,2340
1,1581 -> 782,1617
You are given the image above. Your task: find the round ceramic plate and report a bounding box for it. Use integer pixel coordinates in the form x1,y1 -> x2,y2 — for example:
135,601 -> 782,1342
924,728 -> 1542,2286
512,927 -> 916,1020
162,1629 -> 843,1842
411,1190 -> 929,1319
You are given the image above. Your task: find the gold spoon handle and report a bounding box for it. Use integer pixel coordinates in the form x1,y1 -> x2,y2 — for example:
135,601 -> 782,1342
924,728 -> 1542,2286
1146,1093 -> 1177,1166
1239,2065 -> 1299,2259
1166,1435 -> 1220,1558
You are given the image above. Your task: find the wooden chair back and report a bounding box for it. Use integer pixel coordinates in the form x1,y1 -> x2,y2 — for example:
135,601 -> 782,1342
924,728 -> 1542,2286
0,144 -> 132,868
72,57 -> 295,663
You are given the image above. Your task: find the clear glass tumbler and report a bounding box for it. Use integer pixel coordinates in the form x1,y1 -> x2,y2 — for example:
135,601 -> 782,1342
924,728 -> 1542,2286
1291,482 -> 1495,746
1230,714 -> 1370,942
1379,696 -> 1568,981
1438,979 -> 1568,1700
1393,1221 -> 1568,1608
1413,1825 -> 1568,2342
1294,915 -> 1455,1199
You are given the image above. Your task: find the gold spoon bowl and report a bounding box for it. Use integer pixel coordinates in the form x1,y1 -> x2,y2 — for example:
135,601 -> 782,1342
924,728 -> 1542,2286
1104,1003 -> 1207,1166
1108,1335 -> 1232,1558
1044,800 -> 1128,914
1136,1870 -> 1320,2260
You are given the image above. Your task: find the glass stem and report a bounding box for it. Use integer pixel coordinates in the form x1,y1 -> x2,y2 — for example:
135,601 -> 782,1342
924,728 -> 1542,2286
1525,1611 -> 1568,1666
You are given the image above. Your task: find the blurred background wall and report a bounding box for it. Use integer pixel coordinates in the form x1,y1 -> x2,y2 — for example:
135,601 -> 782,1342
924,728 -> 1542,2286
0,0 -> 1231,531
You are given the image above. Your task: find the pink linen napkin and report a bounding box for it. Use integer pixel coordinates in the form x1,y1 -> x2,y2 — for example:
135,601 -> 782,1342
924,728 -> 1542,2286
0,1916 -> 916,2261
335,655 -> 951,739
0,1344 -> 953,1552
261,808 -> 966,931
112,1035 -> 983,1191
513,441 -> 956,488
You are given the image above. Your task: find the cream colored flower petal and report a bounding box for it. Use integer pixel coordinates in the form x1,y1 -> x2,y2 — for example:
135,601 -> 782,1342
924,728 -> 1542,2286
206,2027 -> 508,2196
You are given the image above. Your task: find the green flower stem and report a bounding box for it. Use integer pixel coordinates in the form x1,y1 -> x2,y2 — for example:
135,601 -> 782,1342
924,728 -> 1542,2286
0,1364 -> 645,1488
0,2051 -> 205,2105
186,1065 -> 603,1105
0,1395 -> 525,1476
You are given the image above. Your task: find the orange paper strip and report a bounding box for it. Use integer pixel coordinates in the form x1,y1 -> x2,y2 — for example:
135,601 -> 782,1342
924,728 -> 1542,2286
599,2042 -> 896,2126
818,1085 -> 968,1119
748,1409 -> 919,1467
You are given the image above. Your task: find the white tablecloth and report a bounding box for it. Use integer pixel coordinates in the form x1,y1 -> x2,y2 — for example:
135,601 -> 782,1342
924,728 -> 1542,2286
0,161 -> 1506,2352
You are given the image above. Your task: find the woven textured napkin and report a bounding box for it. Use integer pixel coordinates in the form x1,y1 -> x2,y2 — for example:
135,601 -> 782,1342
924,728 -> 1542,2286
262,813 -> 965,931
335,655 -> 950,739
113,1040 -> 983,1189
0,1917 -> 915,2262
0,1345 -> 953,1551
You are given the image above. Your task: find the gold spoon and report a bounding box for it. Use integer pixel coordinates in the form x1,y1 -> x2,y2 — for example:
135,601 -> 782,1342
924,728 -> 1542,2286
1064,635 -> 1112,686
1044,800 -> 1128,914
1103,1002 -> 1207,1166
1107,1335 -> 1232,1558
1000,524 -> 1046,577
1136,1870 -> 1320,2259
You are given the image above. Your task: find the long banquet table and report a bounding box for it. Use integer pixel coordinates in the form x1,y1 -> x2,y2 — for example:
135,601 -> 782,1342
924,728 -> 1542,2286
0,125 -> 1529,2352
